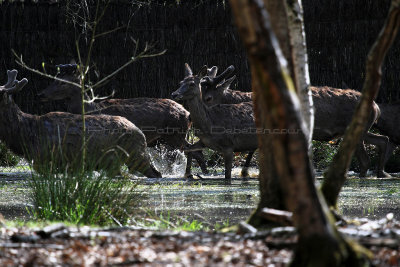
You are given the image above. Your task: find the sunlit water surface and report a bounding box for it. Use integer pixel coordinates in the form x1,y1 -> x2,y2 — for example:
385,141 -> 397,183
1,159 -> 400,226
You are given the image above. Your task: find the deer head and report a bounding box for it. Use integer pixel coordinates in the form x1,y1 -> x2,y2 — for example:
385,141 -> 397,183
171,63 -> 207,101
38,64 -> 80,101
0,70 -> 28,104
200,65 -> 235,106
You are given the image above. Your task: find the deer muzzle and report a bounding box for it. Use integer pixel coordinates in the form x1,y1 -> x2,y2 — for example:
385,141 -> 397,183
171,91 -> 183,101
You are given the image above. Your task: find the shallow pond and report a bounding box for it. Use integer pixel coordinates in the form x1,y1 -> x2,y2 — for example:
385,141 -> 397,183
1,167 -> 400,226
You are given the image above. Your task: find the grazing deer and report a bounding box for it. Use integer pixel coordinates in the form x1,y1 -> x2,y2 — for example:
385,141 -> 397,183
172,64 -> 258,179
0,69 -> 161,177
200,66 -> 390,178
38,64 -> 207,177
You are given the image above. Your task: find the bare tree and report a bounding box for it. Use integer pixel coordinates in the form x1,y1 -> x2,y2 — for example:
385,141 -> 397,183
229,0 -> 370,265
322,0 -> 400,208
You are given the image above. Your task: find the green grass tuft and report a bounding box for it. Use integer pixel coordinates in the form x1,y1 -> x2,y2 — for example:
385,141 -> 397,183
26,146 -> 142,226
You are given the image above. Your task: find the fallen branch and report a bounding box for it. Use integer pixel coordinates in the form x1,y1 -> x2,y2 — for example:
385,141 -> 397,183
259,208 -> 293,226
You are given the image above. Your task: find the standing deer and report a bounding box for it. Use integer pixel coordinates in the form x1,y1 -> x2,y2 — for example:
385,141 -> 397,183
172,64 -> 258,179
38,64 -> 207,177
0,69 -> 161,177
374,102 -> 400,165
202,65 -> 254,176
201,65 -> 251,106
200,65 -> 390,178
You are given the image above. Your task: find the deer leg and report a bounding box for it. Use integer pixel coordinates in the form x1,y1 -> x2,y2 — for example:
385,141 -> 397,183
384,140 -> 396,167
224,150 -> 234,180
192,150 -> 209,174
354,142 -> 369,178
144,165 -> 162,178
184,151 -> 194,178
241,151 -> 254,177
364,132 -> 391,178
184,141 -> 207,178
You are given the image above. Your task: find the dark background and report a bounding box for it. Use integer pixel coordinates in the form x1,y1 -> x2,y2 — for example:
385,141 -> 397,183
0,0 -> 398,115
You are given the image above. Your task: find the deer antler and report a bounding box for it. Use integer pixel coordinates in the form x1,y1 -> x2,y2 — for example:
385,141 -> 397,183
207,66 -> 218,78
0,70 -> 28,94
3,70 -> 18,88
213,65 -> 235,84
201,65 -> 235,87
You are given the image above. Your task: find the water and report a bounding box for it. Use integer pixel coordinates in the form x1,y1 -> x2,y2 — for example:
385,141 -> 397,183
147,147 -> 187,177
133,177 -> 259,226
1,166 -> 400,225
337,177 -> 400,220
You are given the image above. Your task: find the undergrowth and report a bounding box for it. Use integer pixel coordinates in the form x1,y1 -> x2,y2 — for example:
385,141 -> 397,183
0,141 -> 19,167
27,147 -> 142,226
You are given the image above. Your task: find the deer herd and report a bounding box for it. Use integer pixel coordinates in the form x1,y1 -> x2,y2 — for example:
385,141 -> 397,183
0,63 -> 396,179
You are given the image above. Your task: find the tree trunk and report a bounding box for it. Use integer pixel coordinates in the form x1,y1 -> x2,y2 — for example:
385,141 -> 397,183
229,0 -> 371,265
322,0 -> 400,208
284,0 -> 314,147
247,0 -> 313,226
246,0 -> 288,226
264,0 -> 313,145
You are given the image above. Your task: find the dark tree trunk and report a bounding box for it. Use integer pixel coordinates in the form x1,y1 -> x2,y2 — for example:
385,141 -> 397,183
229,0 -> 371,265
322,0 -> 400,208
246,0 -> 289,226
247,0 -> 313,227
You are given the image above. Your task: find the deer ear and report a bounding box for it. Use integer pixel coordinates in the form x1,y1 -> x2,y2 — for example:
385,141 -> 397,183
71,64 -> 79,75
218,75 -> 236,91
207,66 -> 218,78
185,63 -> 193,77
197,65 -> 208,78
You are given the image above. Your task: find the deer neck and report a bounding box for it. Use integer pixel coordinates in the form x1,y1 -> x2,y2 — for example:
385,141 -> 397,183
0,101 -> 38,155
222,89 -> 235,103
184,95 -> 212,133
67,94 -> 98,114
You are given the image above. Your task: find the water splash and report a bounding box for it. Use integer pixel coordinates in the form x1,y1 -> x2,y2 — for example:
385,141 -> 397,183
231,167 -> 259,178
147,146 -> 187,177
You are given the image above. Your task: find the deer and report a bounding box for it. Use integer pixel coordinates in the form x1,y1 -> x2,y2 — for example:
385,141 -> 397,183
200,65 -> 390,178
201,65 -> 251,106
374,102 -> 400,165
201,65 -> 254,177
38,64 -> 208,178
171,63 -> 258,179
0,69 -> 161,178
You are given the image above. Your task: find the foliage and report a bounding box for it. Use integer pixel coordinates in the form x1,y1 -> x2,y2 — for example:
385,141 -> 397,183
0,141 -> 19,167
384,147 -> 400,173
312,140 -> 339,171
27,148 -> 142,226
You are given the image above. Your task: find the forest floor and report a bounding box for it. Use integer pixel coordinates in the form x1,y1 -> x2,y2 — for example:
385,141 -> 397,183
1,216 -> 399,266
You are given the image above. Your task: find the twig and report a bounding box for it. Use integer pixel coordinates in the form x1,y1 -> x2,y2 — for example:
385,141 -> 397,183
94,25 -> 126,39
91,48 -> 166,89
12,50 -> 81,89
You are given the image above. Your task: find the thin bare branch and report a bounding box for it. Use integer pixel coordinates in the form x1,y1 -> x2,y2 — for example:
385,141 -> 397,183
84,87 -> 115,103
94,25 -> 126,39
91,49 -> 166,89
13,50 -> 81,89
